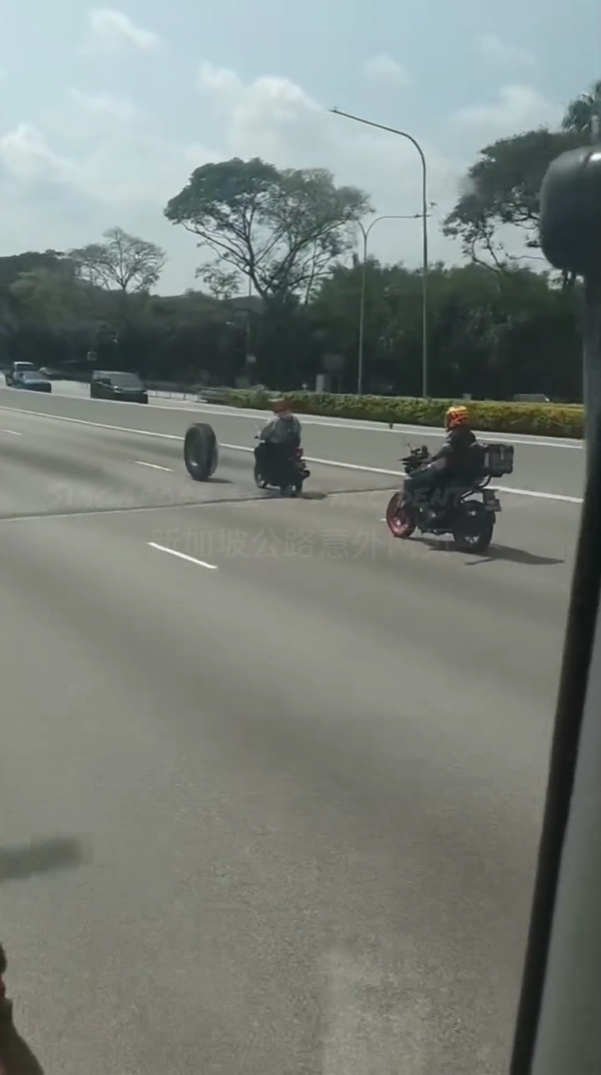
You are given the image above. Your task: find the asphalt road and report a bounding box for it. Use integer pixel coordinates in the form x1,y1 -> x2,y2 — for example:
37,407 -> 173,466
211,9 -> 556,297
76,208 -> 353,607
0,391 -> 580,1074
0,380 -> 585,500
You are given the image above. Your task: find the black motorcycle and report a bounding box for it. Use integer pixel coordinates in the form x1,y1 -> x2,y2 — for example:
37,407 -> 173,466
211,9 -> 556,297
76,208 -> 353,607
253,436 -> 311,497
386,441 -> 514,554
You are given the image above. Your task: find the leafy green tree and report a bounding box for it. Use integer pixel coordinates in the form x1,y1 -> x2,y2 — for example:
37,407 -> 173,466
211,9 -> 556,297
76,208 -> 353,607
441,129 -> 581,268
164,157 -> 371,308
198,262 -> 241,301
309,259 -> 581,399
70,227 -> 166,295
7,258 -> 102,366
10,264 -> 81,329
442,81 -> 599,271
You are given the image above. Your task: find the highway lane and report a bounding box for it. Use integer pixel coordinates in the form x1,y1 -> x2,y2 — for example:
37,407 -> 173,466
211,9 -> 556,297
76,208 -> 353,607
0,405 -> 579,1073
0,409 -> 395,520
0,384 -> 584,500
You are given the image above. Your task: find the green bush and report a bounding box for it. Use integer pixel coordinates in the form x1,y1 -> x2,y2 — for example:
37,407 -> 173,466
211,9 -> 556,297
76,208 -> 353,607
228,390 -> 583,438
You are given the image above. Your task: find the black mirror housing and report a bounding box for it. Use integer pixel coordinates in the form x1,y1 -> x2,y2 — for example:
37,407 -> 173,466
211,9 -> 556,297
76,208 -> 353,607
539,145 -> 601,279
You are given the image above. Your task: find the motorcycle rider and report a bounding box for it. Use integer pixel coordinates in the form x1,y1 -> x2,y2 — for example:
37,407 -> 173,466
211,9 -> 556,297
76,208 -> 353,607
403,404 -> 477,514
432,405 -> 477,471
255,398 -> 302,484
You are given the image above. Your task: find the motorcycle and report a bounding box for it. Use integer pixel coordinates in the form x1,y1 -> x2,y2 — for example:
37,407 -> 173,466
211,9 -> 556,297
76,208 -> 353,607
253,435 -> 311,497
386,440 -> 514,554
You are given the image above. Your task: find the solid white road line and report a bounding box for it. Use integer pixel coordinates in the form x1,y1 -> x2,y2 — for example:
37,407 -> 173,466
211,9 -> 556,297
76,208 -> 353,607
2,429 -> 22,435
497,486 -> 582,503
219,444 -> 584,504
0,406 -> 583,504
147,541 -> 218,570
135,459 -> 172,472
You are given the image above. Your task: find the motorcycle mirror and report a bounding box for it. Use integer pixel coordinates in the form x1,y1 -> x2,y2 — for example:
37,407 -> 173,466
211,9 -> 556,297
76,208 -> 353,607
539,144 -> 601,278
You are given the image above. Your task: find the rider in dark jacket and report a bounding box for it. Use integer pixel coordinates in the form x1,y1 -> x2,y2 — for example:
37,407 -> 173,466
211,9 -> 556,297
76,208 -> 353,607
429,406 -> 477,477
403,405 -> 477,510
255,398 -> 302,482
259,398 -> 302,448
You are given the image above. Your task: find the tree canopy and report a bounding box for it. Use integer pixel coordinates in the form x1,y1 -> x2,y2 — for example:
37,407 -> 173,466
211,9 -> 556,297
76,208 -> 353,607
164,157 -> 371,306
442,79 -> 600,273
70,227 -> 166,295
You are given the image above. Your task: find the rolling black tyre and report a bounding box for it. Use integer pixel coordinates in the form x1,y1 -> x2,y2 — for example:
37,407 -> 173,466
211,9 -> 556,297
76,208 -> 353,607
452,501 -> 494,554
183,423 -> 218,481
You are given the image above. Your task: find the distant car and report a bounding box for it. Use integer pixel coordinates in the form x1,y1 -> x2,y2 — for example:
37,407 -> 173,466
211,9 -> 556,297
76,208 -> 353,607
14,369 -> 52,393
5,361 -> 37,386
90,370 -> 148,403
198,385 -> 234,404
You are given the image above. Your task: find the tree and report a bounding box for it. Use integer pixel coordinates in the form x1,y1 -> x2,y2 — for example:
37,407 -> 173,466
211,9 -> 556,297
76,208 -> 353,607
70,227 -> 166,294
441,128 -> 582,268
10,266 -> 79,329
441,81 -> 599,271
198,262 -> 241,301
164,157 -> 371,307
7,259 -> 104,366
310,259 -> 581,399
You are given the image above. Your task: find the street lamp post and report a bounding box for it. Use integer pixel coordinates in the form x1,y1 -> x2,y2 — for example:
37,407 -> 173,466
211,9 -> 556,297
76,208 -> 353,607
357,214 -> 421,395
331,108 -> 430,397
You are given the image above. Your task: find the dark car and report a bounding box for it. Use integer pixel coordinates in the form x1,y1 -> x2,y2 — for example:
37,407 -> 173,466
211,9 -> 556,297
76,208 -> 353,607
14,369 -> 52,393
90,370 -> 148,403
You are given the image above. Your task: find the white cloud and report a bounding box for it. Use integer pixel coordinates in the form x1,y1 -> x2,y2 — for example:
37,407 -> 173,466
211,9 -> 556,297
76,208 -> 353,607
195,63 -> 457,275
479,35 -> 535,66
197,62 -> 240,96
452,85 -> 562,135
0,60 -> 567,291
0,124 -> 77,184
363,54 -> 410,87
69,90 -> 138,124
85,9 -> 160,54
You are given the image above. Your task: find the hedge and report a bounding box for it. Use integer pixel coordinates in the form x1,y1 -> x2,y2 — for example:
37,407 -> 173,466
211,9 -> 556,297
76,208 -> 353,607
225,390 -> 584,438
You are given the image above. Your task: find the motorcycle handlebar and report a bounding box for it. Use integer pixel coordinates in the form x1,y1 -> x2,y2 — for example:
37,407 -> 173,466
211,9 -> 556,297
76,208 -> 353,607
400,446 -> 429,464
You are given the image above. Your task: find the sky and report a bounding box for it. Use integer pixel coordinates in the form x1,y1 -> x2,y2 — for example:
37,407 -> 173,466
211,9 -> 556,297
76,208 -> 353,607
0,0 -> 598,294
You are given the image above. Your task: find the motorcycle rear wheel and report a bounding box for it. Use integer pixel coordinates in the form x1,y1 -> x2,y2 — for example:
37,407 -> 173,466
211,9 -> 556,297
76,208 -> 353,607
452,502 -> 494,553
253,462 -> 269,489
386,492 -> 416,538
280,479 -> 301,497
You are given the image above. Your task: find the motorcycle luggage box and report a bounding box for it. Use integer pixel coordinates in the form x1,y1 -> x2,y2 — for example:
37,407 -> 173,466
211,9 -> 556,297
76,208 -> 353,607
480,442 -> 514,477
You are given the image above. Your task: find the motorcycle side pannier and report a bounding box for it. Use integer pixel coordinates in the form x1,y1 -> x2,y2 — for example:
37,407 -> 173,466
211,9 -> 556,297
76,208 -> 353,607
481,442 -> 514,477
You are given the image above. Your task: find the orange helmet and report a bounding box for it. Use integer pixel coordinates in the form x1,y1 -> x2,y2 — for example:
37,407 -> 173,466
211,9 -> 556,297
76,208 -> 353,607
445,405 -> 469,430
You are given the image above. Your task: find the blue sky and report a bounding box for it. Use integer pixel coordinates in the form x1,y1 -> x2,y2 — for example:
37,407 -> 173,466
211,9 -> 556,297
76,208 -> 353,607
0,0 -> 598,292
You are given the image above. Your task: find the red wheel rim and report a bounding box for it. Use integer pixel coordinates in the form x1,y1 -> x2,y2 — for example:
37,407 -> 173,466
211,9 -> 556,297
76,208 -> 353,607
386,493 -> 415,538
